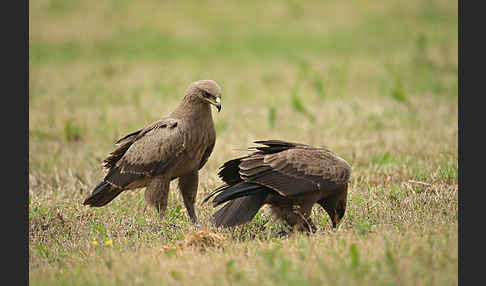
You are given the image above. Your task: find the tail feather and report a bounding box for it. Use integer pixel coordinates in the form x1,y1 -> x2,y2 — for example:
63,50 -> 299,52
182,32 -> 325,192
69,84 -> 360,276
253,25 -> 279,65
201,184 -> 227,206
212,182 -> 263,206
201,181 -> 263,206
217,157 -> 246,185
204,181 -> 271,227
83,181 -> 123,207
214,192 -> 268,227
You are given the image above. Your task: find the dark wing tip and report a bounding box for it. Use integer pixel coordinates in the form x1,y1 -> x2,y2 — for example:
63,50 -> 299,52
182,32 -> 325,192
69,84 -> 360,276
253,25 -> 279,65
249,139 -> 306,154
115,129 -> 143,145
253,139 -> 293,146
253,139 -> 310,148
200,184 -> 228,206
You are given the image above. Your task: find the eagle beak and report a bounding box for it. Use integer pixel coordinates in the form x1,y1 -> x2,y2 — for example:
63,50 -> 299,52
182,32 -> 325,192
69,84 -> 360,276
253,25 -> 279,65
214,97 -> 222,112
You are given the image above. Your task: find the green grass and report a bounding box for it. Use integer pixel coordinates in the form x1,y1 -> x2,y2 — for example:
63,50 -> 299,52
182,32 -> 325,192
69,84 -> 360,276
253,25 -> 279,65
29,0 -> 457,285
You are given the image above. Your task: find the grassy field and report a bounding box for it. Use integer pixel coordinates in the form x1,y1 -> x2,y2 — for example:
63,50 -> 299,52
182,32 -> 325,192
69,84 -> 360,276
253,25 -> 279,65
29,0 -> 458,285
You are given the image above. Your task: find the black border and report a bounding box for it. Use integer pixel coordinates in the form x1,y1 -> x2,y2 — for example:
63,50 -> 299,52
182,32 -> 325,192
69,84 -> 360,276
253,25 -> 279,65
459,0 -> 482,285
7,0 -> 28,284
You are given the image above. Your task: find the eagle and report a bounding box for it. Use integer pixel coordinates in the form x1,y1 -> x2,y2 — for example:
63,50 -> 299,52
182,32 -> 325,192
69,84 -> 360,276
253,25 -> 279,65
83,80 -> 222,224
202,140 -> 351,232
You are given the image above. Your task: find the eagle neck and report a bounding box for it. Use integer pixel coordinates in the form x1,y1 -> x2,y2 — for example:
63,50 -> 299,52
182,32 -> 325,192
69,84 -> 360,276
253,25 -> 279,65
172,94 -> 213,123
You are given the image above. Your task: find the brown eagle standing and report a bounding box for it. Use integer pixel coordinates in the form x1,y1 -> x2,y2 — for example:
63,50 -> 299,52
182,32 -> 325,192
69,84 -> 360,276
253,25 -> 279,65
83,80 -> 222,224
203,140 -> 351,232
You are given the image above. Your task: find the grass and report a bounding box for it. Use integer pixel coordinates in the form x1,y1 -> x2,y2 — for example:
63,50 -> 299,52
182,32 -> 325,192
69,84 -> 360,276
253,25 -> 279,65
29,0 -> 457,285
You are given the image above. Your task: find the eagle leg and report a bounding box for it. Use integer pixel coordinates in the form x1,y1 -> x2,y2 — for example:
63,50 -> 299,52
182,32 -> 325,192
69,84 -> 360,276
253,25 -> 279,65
301,217 -> 317,233
272,204 -> 316,233
178,170 -> 199,224
293,208 -> 317,233
144,176 -> 170,220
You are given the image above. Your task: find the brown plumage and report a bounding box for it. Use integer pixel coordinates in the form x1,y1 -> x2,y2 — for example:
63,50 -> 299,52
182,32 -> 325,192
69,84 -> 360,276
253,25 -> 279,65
202,140 -> 351,232
83,80 -> 223,224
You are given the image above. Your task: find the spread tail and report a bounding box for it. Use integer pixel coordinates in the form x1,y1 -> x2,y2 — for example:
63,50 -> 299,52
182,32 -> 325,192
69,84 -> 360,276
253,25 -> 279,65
213,192 -> 268,227
203,181 -> 269,227
83,181 -> 123,207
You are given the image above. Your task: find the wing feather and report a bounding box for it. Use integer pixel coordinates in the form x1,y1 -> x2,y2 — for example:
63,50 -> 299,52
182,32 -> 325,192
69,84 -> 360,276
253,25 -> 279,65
117,118 -> 184,175
103,118 -> 185,187
236,142 -> 351,197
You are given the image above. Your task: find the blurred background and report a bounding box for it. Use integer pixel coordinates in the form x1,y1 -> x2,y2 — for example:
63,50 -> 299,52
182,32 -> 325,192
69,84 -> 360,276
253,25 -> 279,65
29,0 -> 457,193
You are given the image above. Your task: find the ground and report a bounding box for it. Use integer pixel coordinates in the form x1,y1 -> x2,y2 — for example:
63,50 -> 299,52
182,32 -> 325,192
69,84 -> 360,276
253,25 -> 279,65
29,0 -> 458,285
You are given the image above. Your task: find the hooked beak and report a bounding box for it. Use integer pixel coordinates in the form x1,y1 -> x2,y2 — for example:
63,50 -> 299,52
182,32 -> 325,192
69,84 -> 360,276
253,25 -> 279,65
214,97 -> 222,112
